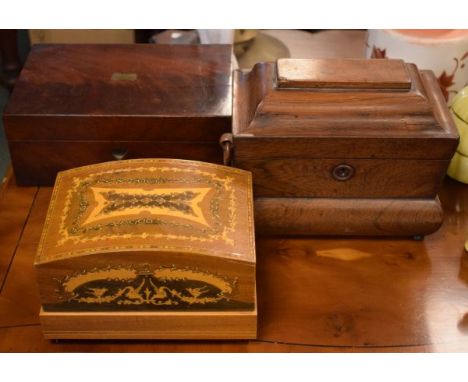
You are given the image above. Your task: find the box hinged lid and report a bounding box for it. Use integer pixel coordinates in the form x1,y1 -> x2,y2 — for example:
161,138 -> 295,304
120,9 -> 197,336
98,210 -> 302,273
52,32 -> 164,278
5,44 -> 233,142
232,58 -> 458,160
35,159 -> 255,266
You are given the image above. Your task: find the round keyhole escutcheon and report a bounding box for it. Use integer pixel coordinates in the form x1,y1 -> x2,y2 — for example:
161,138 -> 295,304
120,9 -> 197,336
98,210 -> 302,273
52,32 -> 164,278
332,164 -> 355,181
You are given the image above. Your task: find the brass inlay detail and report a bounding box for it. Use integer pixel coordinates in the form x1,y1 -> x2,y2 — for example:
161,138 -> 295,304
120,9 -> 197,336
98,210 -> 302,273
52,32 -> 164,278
60,265 -> 234,308
111,72 -> 138,81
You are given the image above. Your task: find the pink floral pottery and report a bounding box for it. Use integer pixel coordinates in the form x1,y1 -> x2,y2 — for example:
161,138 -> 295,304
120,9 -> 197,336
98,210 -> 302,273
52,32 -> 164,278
366,29 -> 468,103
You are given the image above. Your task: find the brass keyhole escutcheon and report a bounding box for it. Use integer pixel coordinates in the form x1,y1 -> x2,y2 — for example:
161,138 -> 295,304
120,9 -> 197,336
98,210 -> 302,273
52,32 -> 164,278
332,164 -> 355,181
111,148 -> 128,161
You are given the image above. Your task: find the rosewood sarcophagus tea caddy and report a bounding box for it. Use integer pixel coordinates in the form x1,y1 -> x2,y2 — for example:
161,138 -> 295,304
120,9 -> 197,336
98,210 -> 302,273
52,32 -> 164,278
4,44 -> 233,186
35,159 -> 256,339
225,58 -> 459,237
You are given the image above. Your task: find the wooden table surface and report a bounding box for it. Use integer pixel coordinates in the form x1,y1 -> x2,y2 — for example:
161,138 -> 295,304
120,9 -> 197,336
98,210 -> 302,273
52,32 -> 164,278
0,176 -> 467,352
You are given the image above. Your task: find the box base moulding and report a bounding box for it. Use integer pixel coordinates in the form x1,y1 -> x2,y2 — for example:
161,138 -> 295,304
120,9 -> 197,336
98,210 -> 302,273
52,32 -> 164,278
254,196 -> 443,237
39,305 -> 257,340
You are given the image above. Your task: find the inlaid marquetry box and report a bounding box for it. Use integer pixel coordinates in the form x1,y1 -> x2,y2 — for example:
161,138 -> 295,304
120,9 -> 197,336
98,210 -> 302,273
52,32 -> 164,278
35,159 -> 256,339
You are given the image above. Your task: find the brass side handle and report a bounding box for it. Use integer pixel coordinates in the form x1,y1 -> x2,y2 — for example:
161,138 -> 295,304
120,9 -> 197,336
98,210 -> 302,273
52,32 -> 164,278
219,133 -> 233,166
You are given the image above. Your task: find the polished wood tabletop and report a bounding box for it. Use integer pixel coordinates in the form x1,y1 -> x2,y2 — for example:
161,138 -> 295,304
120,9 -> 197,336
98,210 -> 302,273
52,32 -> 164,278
0,175 -> 467,352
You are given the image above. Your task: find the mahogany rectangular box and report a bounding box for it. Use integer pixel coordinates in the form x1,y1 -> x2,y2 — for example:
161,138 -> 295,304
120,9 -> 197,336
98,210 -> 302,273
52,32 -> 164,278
4,44 -> 233,186
226,58 -> 459,237
35,159 -> 256,339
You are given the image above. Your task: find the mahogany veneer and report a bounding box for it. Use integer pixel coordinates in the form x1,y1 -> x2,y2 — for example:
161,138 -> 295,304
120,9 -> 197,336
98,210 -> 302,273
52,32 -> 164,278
4,44 -> 233,186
